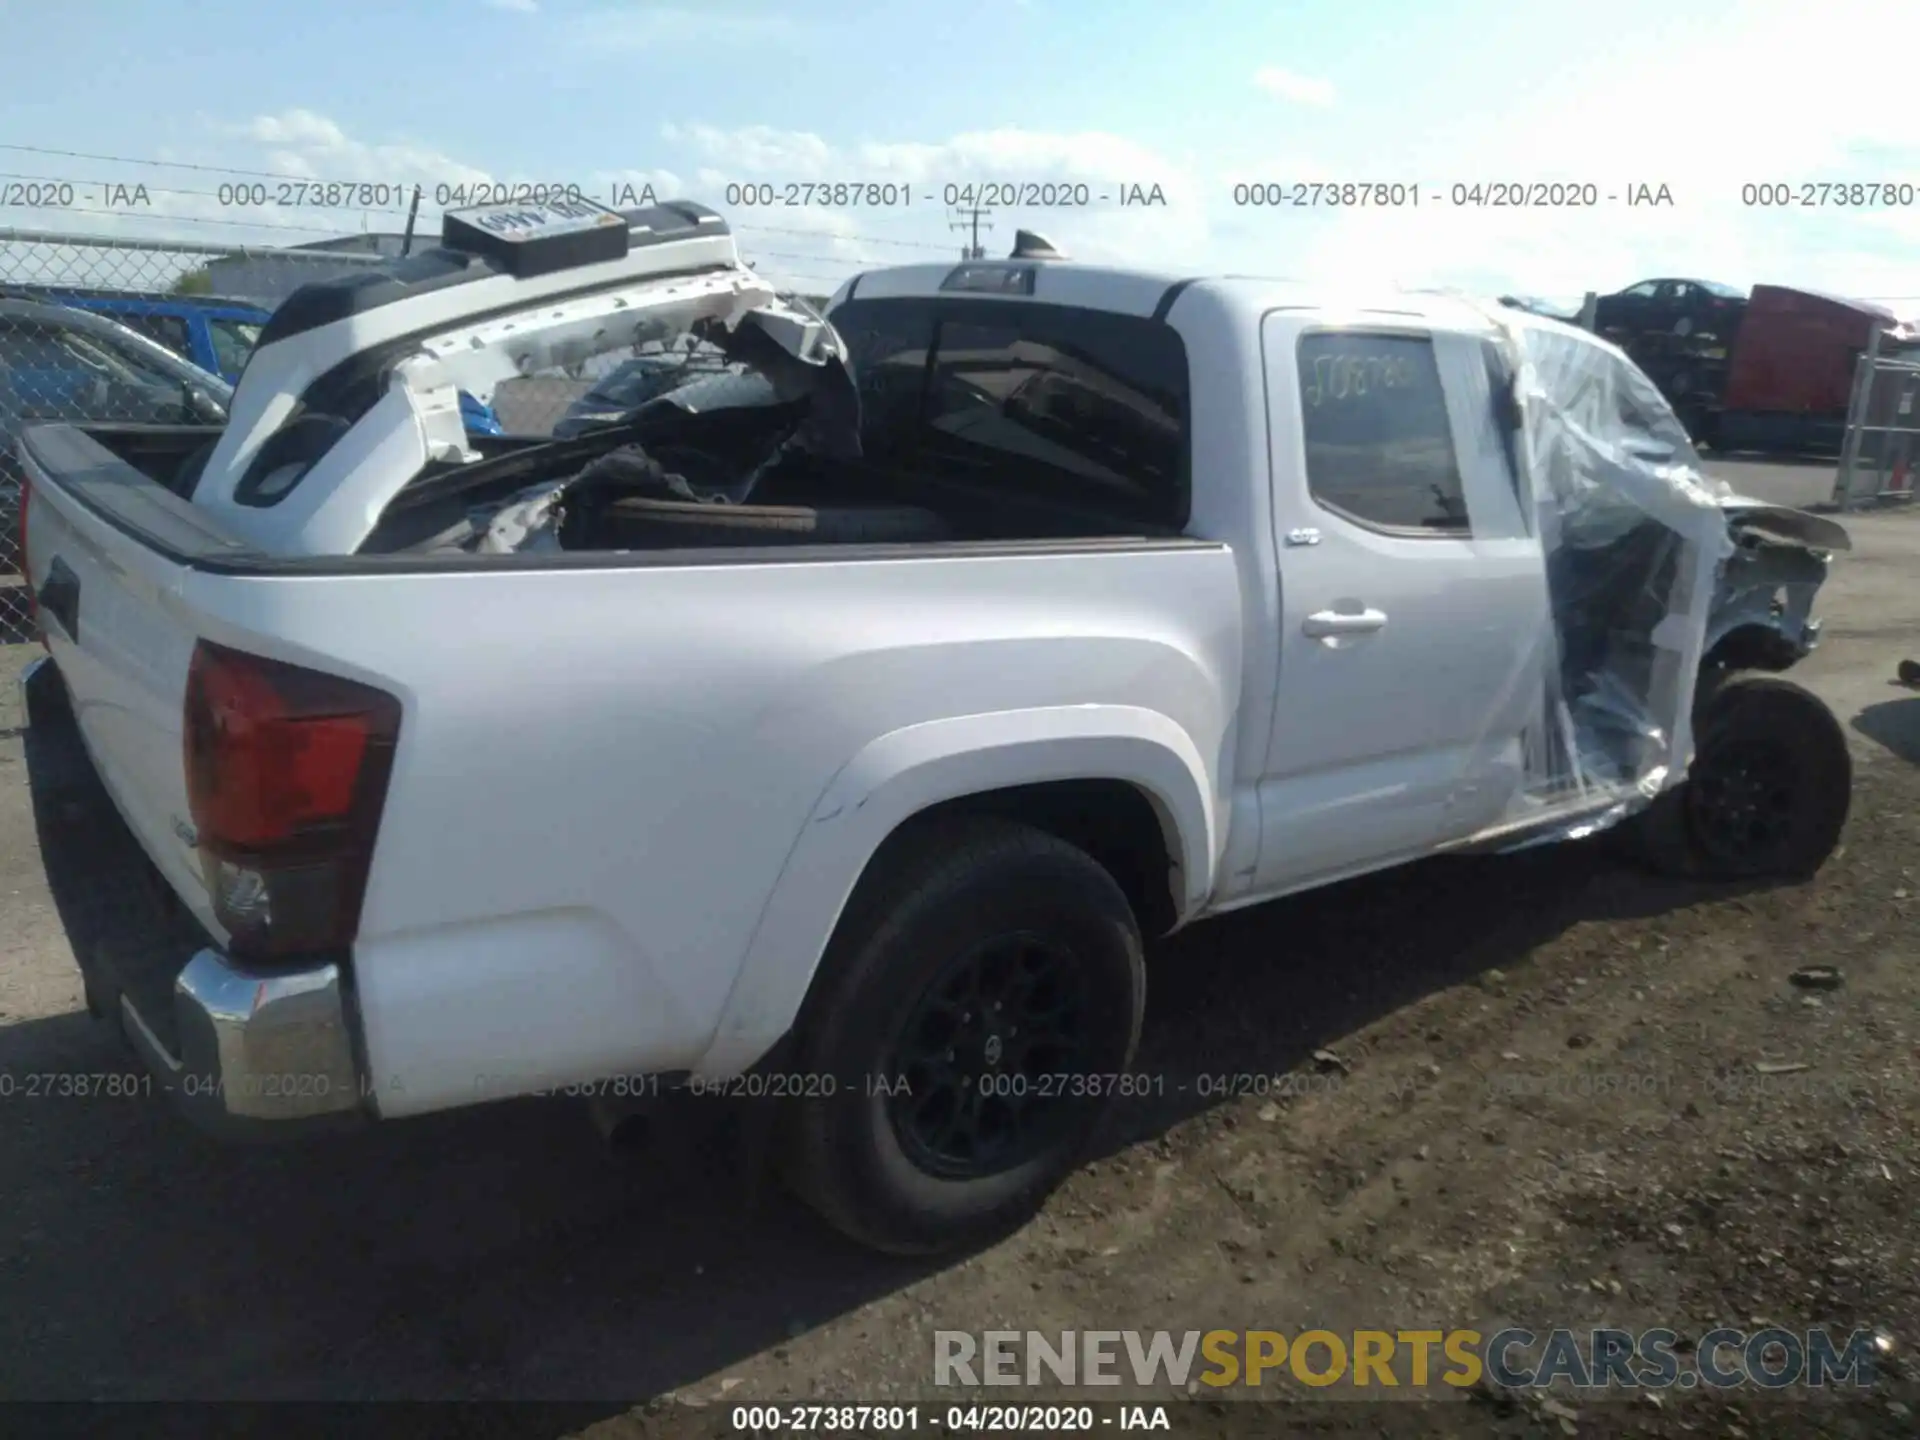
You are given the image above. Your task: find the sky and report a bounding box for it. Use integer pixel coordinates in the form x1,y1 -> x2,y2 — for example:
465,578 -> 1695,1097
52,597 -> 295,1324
4,0 -> 1920,309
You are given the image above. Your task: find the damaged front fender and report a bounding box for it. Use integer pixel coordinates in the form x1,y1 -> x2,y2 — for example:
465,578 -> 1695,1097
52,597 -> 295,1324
1705,501 -> 1851,669
1468,303 -> 1852,854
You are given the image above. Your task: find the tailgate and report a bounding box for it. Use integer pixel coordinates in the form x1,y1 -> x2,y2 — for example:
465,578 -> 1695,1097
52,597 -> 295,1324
17,423 -> 254,933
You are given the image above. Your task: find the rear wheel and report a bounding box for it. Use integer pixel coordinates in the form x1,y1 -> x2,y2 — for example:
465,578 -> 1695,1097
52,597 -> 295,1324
779,818 -> 1145,1255
1625,671 -> 1851,880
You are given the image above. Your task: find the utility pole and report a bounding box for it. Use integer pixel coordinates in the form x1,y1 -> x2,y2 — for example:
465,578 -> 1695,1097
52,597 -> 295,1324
399,185 -> 424,257
950,205 -> 993,259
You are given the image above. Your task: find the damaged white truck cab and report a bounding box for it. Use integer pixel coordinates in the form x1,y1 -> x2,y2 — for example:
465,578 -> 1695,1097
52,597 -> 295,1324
15,200 -> 1853,1254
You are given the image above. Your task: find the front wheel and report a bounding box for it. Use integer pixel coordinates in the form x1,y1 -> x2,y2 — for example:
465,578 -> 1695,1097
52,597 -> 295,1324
1625,672 -> 1852,880
779,818 -> 1146,1255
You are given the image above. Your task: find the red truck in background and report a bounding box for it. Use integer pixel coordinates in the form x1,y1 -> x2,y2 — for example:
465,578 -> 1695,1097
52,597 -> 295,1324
1661,286 -> 1913,454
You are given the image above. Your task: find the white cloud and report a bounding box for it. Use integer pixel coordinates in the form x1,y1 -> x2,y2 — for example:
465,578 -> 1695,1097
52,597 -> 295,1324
1265,0 -> 1920,305
239,108 -> 490,194
644,15 -> 1920,303
63,28 -> 1920,318
1252,67 -> 1335,107
484,0 -> 538,11
663,123 -> 835,177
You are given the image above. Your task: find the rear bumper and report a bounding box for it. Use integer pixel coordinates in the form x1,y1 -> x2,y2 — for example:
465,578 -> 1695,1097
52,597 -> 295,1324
120,948 -> 367,1139
20,654 -> 369,1140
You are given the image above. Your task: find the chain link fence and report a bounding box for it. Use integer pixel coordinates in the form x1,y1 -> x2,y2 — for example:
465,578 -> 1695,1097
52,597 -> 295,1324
0,227 -> 687,647
1,228 -> 384,648
1834,325 -> 1920,509
0,225 -> 839,651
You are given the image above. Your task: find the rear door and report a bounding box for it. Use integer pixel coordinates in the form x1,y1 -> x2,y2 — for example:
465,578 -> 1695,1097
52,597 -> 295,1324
1252,316 -> 1547,890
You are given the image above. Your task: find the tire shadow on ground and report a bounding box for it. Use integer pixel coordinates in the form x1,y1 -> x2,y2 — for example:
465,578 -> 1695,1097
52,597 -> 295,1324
1851,691 -> 1920,763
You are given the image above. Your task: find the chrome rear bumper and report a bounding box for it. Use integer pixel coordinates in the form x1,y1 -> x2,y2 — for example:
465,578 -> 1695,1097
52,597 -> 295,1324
21,653 -> 368,1139
119,949 -> 366,1137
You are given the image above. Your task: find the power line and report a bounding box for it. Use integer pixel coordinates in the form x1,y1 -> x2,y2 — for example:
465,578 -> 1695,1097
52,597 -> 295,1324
741,246 -> 915,267
0,141 -> 1004,282
950,205 -> 992,259
0,201 -> 371,237
0,144 -> 962,252
735,222 -> 948,253
0,141 -> 368,184
0,169 -> 416,215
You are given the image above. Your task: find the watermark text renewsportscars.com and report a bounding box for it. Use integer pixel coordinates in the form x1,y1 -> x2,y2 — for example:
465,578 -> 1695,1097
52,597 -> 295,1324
933,1327 -> 1894,1393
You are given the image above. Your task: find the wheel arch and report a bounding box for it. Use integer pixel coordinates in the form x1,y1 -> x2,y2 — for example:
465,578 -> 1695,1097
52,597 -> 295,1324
1703,621 -> 1804,675
691,705 -> 1220,1078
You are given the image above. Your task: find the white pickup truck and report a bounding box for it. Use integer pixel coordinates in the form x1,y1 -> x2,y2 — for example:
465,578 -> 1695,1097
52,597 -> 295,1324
15,198 -> 1854,1254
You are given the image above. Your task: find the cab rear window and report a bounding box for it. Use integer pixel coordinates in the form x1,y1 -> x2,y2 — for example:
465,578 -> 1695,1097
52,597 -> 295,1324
830,296 -> 1191,530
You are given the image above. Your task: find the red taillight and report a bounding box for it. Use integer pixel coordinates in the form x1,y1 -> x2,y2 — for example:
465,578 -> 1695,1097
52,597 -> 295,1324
183,640 -> 401,962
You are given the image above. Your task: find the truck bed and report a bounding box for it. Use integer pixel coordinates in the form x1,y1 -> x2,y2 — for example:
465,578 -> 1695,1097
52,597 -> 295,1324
18,419 -> 1244,1117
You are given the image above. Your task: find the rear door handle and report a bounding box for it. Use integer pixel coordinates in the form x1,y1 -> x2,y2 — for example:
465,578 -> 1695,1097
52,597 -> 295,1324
1303,608 -> 1387,637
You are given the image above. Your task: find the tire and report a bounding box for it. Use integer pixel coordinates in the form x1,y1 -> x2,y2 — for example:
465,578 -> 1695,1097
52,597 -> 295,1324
779,818 -> 1146,1255
596,495 -> 952,547
1625,671 -> 1852,880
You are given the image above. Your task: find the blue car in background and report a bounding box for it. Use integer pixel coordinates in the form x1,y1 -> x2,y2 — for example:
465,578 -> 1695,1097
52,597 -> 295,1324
0,284 -> 505,436
2,286 -> 269,385
1,295 -> 234,574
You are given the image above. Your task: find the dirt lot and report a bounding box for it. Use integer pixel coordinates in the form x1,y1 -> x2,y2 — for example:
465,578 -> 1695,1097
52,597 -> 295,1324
0,462 -> 1914,1435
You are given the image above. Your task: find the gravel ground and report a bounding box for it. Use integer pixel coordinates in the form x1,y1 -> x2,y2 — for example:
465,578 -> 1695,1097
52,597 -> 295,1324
0,465 -> 1914,1437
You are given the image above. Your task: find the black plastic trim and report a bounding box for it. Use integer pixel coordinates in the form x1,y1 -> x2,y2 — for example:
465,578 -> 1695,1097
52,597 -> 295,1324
256,202 -> 737,347
941,262 -> 1037,296
255,248 -> 499,348
21,425 -> 263,563
1151,277 -> 1202,323
842,273 -> 862,303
